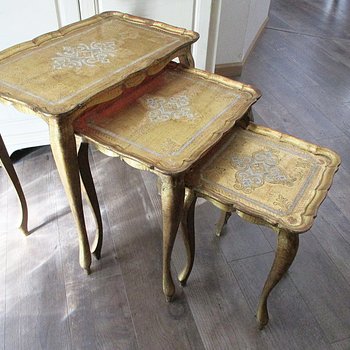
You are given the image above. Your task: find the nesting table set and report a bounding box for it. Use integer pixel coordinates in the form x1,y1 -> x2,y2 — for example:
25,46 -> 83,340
0,11 -> 340,328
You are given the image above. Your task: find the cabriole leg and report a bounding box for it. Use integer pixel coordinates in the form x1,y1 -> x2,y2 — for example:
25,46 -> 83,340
215,210 -> 231,237
257,229 -> 299,329
160,174 -> 185,302
178,189 -> 197,286
49,120 -> 91,274
78,142 -> 103,260
179,50 -> 195,68
0,135 -> 28,235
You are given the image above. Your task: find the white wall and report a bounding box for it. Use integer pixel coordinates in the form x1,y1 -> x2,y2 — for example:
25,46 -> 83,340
80,0 -> 217,71
216,0 -> 270,65
0,0 -> 59,51
243,0 -> 271,57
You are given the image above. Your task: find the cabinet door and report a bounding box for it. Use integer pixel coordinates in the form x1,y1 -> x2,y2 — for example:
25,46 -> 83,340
0,0 -> 80,154
79,0 -> 217,71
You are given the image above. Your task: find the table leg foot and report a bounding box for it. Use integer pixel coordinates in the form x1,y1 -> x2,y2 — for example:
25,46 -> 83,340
19,225 -> 29,236
165,295 -> 173,303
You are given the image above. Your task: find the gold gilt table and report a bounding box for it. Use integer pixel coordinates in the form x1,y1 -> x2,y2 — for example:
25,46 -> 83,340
0,11 -> 260,300
74,62 -> 260,300
0,11 -> 198,275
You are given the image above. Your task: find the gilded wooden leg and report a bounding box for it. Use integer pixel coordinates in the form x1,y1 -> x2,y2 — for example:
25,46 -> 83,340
78,142 -> 103,260
215,210 -> 231,237
178,189 -> 197,286
160,174 -> 185,302
237,109 -> 253,128
49,120 -> 91,274
256,229 -> 299,329
179,50 -> 195,68
0,135 -> 28,235
247,107 -> 254,122
156,177 -> 162,196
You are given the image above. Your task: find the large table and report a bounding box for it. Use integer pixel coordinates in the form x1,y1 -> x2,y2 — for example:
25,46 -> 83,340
0,11 -> 260,300
0,11 -> 197,272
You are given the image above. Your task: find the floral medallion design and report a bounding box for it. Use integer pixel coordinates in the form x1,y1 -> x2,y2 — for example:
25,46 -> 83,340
231,149 -> 296,193
52,41 -> 117,69
140,93 -> 200,122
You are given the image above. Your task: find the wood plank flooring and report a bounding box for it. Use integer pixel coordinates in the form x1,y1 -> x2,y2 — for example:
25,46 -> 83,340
1,0 -> 350,348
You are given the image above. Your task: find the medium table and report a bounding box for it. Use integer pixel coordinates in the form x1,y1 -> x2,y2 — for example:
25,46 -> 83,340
0,11 -> 198,275
74,62 -> 261,300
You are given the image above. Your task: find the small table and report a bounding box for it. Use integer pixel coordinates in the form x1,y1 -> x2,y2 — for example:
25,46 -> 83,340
74,62 -> 260,299
0,12 -> 198,274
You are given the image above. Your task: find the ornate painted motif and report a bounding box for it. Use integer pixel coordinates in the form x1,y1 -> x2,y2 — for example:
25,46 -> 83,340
231,149 -> 296,193
140,94 -> 200,122
52,41 -> 117,69
273,194 -> 292,211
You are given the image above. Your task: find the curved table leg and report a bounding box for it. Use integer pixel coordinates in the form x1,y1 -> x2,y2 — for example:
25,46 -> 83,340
0,134 -> 28,235
247,106 -> 254,122
256,229 -> 299,329
77,141 -> 103,260
179,50 -> 195,68
49,120 -> 91,274
178,189 -> 196,286
160,174 -> 185,302
215,210 -> 231,237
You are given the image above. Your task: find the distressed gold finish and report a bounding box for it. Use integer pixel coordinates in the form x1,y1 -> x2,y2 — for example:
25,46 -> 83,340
181,122 -> 341,328
160,174 -> 185,301
179,50 -> 195,68
0,12 -> 199,117
48,119 -> 91,273
74,63 -> 260,174
256,229 -> 299,329
0,134 -> 28,235
0,11 -> 198,274
74,63 -> 260,300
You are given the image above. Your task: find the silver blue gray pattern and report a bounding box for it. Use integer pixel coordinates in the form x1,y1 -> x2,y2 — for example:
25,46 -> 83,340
231,149 -> 296,193
52,41 -> 117,69
140,94 -> 200,122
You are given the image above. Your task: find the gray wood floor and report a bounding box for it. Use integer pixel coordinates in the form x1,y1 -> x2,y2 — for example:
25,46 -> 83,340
1,0 -> 350,349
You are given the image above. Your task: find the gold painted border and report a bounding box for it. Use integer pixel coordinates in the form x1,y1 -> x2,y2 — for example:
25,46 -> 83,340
189,123 -> 341,233
0,11 -> 199,118
75,63 -> 261,174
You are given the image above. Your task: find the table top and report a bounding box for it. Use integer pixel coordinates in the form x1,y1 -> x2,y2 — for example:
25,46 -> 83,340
0,11 -> 198,118
185,123 -> 341,232
74,63 -> 261,174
